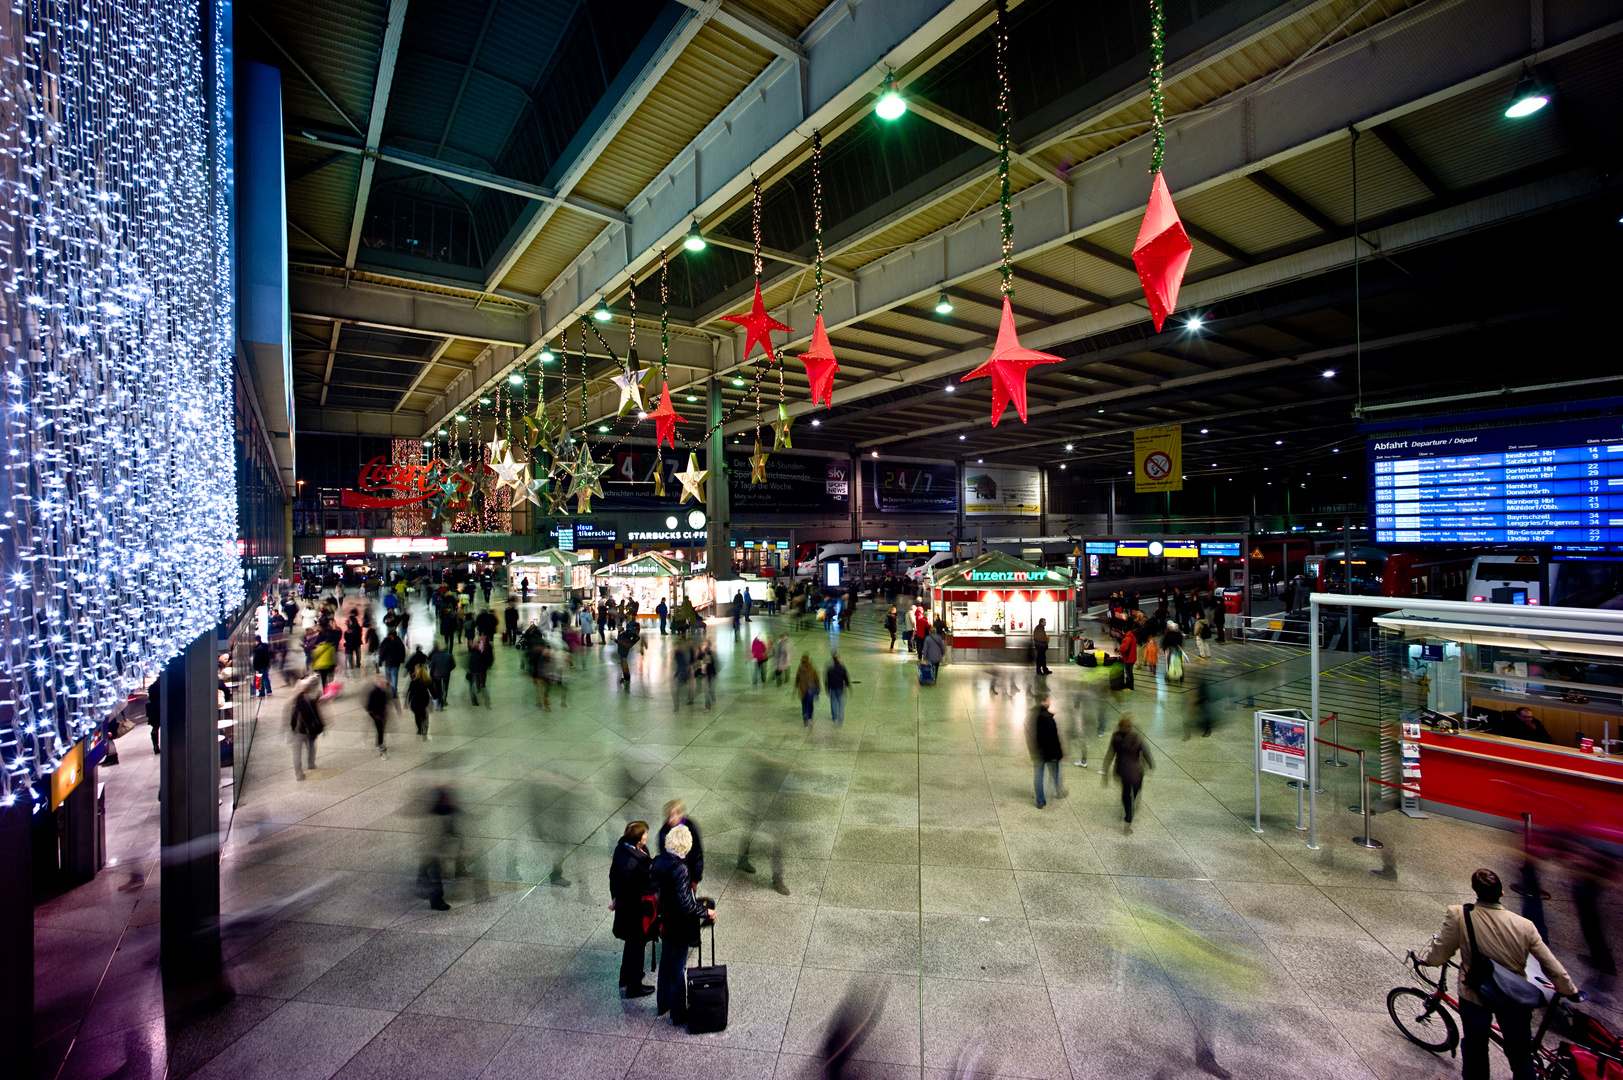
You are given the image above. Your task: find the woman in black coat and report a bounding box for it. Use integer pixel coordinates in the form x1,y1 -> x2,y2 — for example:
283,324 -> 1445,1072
1102,714 -> 1155,825
651,824 -> 716,1024
609,821 -> 654,997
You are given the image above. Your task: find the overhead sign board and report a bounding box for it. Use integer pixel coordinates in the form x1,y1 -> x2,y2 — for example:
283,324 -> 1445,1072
1133,426 -> 1183,493
1201,542 -> 1242,556
964,466 -> 1040,516
1084,542 -> 1116,555
324,537 -> 366,555
372,536 -> 449,554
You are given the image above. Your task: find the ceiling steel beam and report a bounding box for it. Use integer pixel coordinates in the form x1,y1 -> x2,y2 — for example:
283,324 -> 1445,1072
295,132 -> 630,227
1246,171 -> 1341,236
700,231 -> 854,279
676,0 -> 805,63
292,273 -> 533,347
1181,221 -> 1254,266
435,0 -> 499,158
481,1 -> 721,293
395,337 -> 457,412
1367,122 -> 1450,200
1012,267 -> 1111,308
1066,238 -> 1137,274
318,322 -> 341,406
904,97 -> 1063,190
345,0 -> 410,269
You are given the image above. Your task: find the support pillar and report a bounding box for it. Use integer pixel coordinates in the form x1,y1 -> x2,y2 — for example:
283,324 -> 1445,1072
0,792 -> 30,1069
954,459 -> 965,554
58,762 -> 101,885
704,378 -> 729,585
159,630 -> 222,981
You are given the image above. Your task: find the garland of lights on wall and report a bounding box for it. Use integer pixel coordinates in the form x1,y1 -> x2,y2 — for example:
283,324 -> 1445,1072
0,0 -> 240,806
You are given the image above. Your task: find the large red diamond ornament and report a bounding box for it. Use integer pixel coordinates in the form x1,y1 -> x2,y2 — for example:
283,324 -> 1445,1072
798,315 -> 840,408
1132,171 -> 1193,332
645,381 -> 685,449
960,298 -> 1063,426
721,282 -> 793,363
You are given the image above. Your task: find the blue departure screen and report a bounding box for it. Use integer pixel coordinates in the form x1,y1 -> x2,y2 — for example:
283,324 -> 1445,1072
1370,419 -> 1623,544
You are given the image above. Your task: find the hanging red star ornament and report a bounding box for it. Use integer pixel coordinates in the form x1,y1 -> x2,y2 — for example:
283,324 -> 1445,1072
645,381 -> 685,448
798,315 -> 840,408
1132,171 -> 1193,332
960,297 -> 1062,426
721,282 -> 793,362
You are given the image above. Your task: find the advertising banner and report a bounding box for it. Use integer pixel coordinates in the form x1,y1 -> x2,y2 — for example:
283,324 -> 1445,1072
867,460 -> 957,513
963,465 -> 1040,516
1133,425 -> 1183,493
1257,711 -> 1307,781
729,453 -> 849,513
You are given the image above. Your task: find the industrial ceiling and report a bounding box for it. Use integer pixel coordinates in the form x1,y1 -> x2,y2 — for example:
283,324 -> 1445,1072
245,0 -> 1623,479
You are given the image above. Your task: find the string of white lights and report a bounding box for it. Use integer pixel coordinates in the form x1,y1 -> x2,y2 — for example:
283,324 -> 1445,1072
0,0 -> 240,807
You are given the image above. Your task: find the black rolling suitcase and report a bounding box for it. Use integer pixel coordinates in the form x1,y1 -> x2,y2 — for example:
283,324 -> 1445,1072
686,921 -> 728,1034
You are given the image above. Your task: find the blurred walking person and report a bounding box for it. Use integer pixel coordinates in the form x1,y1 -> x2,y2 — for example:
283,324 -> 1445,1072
671,637 -> 694,708
418,787 -> 464,911
1192,609 -> 1211,660
750,634 -> 768,684
795,654 -> 821,726
428,638 -> 454,710
365,674 -> 394,758
1028,693 -> 1066,808
405,666 -> 433,740
884,606 -> 898,651
1102,715 -> 1154,826
289,677 -> 325,780
693,641 -> 717,709
773,633 -> 791,686
659,799 -> 705,889
466,633 -> 492,706
826,652 -> 850,726
539,638 -> 567,710
609,821 -> 656,998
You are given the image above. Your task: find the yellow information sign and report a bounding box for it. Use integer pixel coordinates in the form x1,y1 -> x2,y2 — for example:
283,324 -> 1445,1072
1132,425 -> 1182,493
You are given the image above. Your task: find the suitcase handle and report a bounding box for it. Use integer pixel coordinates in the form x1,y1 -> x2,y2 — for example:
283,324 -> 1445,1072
686,909 -> 717,968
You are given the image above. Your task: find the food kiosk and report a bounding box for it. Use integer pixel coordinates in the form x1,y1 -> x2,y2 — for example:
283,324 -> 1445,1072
508,549 -> 592,604
926,552 -> 1075,662
1360,602 -> 1623,838
595,552 -> 686,620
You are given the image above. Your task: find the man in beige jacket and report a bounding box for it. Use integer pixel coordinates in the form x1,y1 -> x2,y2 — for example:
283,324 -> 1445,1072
1422,868 -> 1580,1080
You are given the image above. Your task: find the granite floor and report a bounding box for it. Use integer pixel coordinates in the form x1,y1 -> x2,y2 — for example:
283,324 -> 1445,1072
35,591 -> 1622,1079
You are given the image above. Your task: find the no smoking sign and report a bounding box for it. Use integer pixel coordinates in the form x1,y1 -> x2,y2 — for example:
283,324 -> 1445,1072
1142,450 -> 1173,480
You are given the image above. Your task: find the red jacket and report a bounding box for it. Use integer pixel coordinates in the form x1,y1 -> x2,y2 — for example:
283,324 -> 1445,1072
914,610 -> 930,637
1120,634 -> 1137,664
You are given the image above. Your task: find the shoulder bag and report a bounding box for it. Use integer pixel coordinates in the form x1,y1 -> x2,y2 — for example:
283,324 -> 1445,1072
1462,904 -> 1546,1011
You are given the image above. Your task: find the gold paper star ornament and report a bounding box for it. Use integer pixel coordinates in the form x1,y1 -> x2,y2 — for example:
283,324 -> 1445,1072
749,440 -> 770,484
771,402 -> 793,450
675,453 -> 709,505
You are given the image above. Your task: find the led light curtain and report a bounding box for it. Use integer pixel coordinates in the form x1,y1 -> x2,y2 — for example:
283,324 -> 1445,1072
0,0 -> 240,806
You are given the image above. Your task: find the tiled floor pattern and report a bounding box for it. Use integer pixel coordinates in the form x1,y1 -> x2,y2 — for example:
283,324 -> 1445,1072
34,593 -> 1622,1079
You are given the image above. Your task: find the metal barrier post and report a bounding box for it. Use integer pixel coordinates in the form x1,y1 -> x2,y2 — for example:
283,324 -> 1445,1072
1351,750 -> 1381,848
1252,714 -> 1264,834
1349,748 -> 1366,814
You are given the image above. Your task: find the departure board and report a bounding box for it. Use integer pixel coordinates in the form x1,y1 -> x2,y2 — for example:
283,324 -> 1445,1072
1371,419 -> 1623,544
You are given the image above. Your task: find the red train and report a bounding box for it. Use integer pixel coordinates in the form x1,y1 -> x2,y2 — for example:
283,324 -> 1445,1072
1314,546 -> 1475,600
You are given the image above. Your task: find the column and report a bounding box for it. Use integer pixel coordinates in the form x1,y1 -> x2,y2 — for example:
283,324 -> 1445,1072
159,630 -> 222,980
58,762 -> 101,885
0,792 -> 29,1066
705,378 -> 729,582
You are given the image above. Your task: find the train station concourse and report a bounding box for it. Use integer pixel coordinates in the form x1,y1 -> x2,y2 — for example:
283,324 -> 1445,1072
6,2 -> 1623,1079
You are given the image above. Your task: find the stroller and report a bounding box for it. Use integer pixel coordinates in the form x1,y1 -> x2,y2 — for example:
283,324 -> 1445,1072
1559,1009 -> 1623,1079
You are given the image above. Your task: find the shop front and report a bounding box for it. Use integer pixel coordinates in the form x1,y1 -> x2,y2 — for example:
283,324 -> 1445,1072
1363,603 -> 1623,837
926,552 -> 1074,662
509,548 -> 593,604
595,551 -> 688,620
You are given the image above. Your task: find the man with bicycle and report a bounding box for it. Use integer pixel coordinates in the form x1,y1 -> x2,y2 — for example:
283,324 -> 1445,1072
1421,869 -> 1580,1080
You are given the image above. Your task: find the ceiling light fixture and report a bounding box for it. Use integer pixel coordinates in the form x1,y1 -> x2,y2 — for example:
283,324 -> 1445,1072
683,221 -> 707,252
598,424 -> 609,433
1322,369 -> 1336,378
958,434 -> 966,441
875,73 -> 906,121
1064,443 -> 1074,452
944,384 -> 955,393
1200,427 -> 1209,434
685,393 -> 698,403
1185,315 -> 1204,331
593,298 -> 612,322
538,348 -> 555,363
478,396 -> 491,405
871,450 -> 879,457
811,418 -> 821,427
1505,72 -> 1549,118
934,290 -> 954,315
508,373 -> 523,385
731,375 -> 745,387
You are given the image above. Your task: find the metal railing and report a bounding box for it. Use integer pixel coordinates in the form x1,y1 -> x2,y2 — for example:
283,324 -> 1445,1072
1230,612 -> 1320,648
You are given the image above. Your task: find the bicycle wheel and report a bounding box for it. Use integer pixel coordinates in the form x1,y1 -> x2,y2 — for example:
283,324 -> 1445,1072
1387,987 -> 1459,1053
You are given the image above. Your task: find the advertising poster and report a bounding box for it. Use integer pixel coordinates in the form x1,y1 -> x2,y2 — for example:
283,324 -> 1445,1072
1257,712 -> 1307,780
728,453 -> 848,513
596,451 -> 683,510
1132,425 -> 1183,493
866,460 -> 956,513
963,465 -> 1040,516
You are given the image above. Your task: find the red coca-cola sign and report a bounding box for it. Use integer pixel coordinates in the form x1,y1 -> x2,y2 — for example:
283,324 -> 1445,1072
340,456 -> 480,509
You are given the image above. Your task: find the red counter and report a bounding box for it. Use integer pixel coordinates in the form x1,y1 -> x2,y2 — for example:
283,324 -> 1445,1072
1419,730 -> 1623,842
